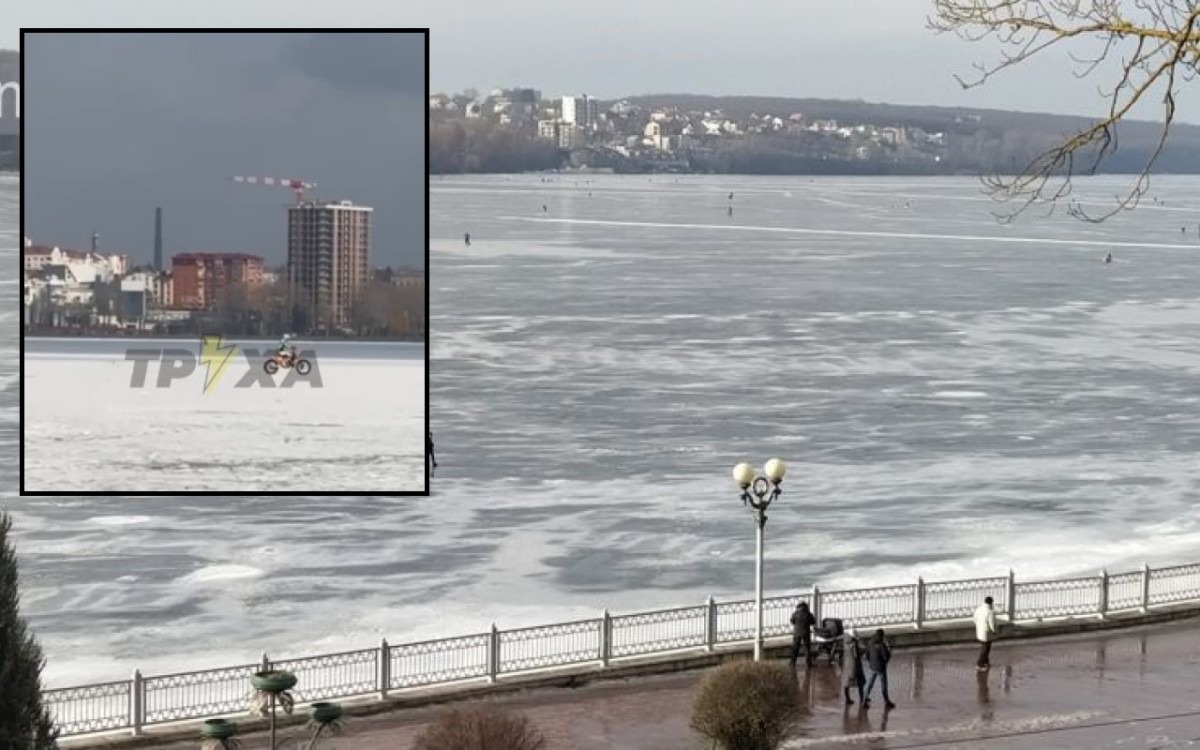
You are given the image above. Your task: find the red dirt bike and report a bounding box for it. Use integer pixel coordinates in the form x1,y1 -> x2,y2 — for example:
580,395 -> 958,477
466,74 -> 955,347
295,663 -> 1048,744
264,349 -> 312,375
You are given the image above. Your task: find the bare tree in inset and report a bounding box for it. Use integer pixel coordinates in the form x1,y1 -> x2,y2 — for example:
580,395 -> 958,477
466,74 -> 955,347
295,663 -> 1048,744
930,0 -> 1200,221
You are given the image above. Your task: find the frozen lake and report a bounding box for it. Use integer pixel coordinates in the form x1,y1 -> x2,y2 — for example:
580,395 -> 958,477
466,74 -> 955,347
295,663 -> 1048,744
8,173 -> 1200,688
23,338 -> 426,492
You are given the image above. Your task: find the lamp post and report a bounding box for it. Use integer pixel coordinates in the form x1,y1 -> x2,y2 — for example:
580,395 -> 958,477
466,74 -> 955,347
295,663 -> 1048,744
733,458 -> 787,662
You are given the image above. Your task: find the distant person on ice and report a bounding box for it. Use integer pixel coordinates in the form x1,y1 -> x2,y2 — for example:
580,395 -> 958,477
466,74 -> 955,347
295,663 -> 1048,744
974,596 -> 998,671
1104,252 -> 1113,264
428,432 -> 437,474
464,232 -> 471,246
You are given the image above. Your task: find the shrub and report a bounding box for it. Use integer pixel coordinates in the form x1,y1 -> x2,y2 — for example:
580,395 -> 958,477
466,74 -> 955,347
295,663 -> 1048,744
0,512 -> 60,749
690,660 -> 802,750
412,704 -> 547,750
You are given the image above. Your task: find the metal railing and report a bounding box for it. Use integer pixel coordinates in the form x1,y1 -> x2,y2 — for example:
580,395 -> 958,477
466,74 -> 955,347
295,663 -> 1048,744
42,560 -> 1200,738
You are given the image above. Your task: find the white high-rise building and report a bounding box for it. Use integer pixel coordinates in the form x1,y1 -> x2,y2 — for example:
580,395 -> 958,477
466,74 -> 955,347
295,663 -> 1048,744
561,94 -> 598,132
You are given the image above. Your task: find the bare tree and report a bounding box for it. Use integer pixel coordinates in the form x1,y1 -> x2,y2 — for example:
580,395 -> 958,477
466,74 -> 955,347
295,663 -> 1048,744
930,0 -> 1200,221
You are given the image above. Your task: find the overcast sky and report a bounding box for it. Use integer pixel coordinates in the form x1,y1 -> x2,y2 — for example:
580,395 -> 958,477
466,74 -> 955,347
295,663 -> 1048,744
8,0 -> 1195,123
20,31 -> 425,268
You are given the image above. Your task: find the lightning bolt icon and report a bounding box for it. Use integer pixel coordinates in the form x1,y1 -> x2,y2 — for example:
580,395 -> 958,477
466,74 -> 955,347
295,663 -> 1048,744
199,335 -> 238,396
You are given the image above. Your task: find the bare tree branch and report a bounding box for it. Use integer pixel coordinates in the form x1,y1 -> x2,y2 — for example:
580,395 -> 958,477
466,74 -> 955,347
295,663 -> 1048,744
929,0 -> 1200,221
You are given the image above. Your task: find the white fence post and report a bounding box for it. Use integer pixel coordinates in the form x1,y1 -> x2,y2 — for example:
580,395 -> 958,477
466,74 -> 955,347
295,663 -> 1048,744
1006,570 -> 1017,622
488,623 -> 500,684
600,609 -> 612,667
379,638 -> 390,699
1140,562 -> 1151,613
130,669 -> 143,736
1098,569 -> 1109,620
811,586 -> 822,625
706,596 -> 717,652
914,577 -> 925,630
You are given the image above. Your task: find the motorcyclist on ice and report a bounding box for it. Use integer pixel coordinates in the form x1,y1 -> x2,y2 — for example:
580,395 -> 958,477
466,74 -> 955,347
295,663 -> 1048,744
277,333 -> 297,364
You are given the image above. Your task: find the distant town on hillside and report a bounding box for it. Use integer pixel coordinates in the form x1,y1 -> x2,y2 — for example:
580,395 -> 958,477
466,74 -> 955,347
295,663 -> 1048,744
430,88 -> 1200,176
23,201 -> 426,340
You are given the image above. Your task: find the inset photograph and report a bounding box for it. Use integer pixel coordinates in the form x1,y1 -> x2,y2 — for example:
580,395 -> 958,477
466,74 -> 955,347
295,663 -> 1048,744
20,30 -> 428,494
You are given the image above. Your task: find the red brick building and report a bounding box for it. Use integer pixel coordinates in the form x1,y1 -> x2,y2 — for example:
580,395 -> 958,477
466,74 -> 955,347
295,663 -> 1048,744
170,252 -> 265,310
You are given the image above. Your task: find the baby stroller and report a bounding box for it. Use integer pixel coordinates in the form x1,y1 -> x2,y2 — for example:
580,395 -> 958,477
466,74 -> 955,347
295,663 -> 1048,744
812,618 -> 845,665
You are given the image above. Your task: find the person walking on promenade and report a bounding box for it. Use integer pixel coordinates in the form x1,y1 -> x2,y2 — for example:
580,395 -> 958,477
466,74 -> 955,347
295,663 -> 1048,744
789,601 -> 816,668
974,595 -> 999,671
863,629 -> 895,709
841,627 -> 866,706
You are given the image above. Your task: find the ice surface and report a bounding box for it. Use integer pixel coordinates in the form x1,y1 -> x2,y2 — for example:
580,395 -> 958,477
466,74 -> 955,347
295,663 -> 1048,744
7,174 -> 1200,688
23,341 -> 425,492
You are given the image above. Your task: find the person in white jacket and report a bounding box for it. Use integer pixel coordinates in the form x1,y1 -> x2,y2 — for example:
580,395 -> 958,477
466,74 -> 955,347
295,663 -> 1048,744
973,596 -> 998,670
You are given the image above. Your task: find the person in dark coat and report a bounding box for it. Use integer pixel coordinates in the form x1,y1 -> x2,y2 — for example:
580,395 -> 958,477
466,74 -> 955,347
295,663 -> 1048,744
428,432 -> 437,474
841,627 -> 866,705
789,601 -> 816,668
863,629 -> 895,709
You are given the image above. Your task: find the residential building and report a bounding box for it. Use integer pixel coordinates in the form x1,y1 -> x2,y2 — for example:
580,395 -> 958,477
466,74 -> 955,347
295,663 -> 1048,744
561,94 -> 598,132
493,88 -> 539,126
124,270 -> 174,308
23,239 -> 129,281
120,278 -> 149,322
558,124 -> 583,149
538,119 -> 560,141
287,200 -> 372,329
391,267 -> 426,289
171,252 -> 265,311
644,121 -> 669,150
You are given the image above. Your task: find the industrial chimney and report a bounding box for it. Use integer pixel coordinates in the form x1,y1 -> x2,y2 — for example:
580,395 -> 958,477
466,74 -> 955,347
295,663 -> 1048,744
154,207 -> 163,272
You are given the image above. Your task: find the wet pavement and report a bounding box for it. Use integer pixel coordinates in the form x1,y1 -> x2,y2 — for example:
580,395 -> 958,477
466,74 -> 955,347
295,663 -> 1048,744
112,618 -> 1200,749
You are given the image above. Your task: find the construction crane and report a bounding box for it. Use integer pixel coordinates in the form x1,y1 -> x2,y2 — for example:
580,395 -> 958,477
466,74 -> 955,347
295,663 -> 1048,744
231,175 -> 317,204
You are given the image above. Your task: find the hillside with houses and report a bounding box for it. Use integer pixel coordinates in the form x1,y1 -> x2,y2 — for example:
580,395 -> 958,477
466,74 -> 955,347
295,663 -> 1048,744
430,88 -> 1200,176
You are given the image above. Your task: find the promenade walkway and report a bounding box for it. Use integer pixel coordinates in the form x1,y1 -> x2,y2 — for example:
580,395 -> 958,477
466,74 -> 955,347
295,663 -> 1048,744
114,617 -> 1200,749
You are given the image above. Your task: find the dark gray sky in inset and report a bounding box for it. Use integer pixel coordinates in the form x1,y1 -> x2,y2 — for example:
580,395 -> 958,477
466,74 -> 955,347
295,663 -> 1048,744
7,0 -> 1193,124
21,31 -> 426,268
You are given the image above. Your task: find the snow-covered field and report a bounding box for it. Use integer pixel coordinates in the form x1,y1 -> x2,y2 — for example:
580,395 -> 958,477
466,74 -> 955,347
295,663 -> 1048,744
23,340 -> 426,492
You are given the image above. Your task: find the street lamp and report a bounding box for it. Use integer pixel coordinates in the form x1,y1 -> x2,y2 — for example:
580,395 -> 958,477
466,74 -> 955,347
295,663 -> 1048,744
732,457 -> 787,662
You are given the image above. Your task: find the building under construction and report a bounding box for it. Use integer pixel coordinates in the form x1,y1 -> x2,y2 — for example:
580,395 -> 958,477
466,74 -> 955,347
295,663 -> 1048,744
286,199 -> 372,330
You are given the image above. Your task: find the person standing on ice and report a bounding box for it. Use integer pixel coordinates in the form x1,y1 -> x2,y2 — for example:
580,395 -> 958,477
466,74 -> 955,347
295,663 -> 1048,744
428,431 -> 437,474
